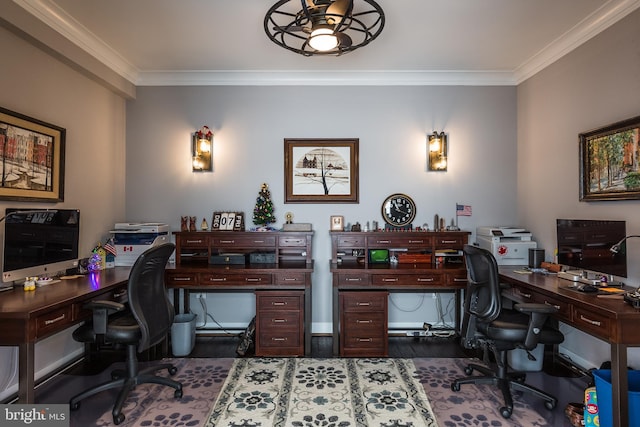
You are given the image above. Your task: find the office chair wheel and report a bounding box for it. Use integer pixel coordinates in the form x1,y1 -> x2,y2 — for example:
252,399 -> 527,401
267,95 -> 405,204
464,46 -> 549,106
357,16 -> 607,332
113,413 -> 125,425
70,402 -> 80,411
451,382 -> 460,392
464,366 -> 474,375
500,406 -> 512,418
169,366 -> 178,375
174,388 -> 183,398
545,399 -> 557,410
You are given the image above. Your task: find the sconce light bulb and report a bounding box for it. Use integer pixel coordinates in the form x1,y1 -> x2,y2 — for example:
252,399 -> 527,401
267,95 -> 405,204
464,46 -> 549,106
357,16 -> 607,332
199,139 -> 211,153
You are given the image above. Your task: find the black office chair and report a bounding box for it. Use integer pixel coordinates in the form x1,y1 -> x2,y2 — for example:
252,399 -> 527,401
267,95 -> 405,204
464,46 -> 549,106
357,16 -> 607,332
69,243 -> 183,425
451,244 -> 564,419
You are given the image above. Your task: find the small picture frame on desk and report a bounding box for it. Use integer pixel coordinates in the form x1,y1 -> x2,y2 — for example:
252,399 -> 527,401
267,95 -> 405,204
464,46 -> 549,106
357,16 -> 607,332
330,215 -> 344,231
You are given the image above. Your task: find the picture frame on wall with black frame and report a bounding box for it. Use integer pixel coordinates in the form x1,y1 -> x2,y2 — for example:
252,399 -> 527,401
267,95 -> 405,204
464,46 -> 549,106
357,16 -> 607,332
579,114 -> 640,201
0,107 -> 65,202
284,138 -> 359,203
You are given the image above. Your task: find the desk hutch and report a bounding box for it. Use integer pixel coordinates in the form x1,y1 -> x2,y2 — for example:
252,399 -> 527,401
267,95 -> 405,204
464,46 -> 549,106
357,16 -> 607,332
166,231 -> 313,356
330,230 -> 470,356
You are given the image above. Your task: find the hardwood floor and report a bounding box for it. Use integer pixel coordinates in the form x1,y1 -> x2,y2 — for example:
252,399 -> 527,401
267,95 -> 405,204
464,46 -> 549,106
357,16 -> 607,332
32,335 -> 588,426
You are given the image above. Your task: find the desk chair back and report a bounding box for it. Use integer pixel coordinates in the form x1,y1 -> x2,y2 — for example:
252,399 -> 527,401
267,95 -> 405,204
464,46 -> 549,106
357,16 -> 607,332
128,242 -> 176,352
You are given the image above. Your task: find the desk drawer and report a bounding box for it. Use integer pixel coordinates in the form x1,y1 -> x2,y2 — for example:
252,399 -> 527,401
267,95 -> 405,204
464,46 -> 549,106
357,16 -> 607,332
367,236 -> 433,248
371,273 -> 443,286
336,235 -> 365,248
36,306 -> 74,338
336,273 -> 370,286
445,271 -> 468,287
535,293 -> 571,323
573,306 -> 611,340
274,272 -> 307,285
278,235 -> 308,247
341,291 -> 387,311
342,311 -> 386,334
166,272 -> 198,286
178,235 -> 209,248
257,292 -> 303,311
211,236 -> 276,247
434,235 -> 465,248
258,311 -> 301,332
199,273 -> 272,285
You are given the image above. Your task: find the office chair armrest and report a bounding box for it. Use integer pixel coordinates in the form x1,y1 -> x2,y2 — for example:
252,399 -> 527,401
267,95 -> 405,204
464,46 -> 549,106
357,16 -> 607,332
83,300 -> 126,335
514,302 -> 557,349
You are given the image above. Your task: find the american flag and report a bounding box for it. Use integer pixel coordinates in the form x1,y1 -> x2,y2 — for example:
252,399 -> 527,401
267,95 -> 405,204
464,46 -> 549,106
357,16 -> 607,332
104,238 -> 117,256
456,204 -> 472,216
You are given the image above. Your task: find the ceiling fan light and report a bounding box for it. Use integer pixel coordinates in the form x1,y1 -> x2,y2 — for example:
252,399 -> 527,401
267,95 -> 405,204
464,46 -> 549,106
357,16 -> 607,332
309,27 -> 338,51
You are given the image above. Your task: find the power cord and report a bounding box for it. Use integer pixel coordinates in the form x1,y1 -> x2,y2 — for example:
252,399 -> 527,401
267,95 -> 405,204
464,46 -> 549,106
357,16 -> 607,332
195,295 -> 236,335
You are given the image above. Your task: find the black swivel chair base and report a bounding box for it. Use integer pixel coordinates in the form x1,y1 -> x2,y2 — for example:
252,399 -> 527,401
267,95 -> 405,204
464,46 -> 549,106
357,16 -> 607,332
70,344 -> 183,425
451,351 -> 557,419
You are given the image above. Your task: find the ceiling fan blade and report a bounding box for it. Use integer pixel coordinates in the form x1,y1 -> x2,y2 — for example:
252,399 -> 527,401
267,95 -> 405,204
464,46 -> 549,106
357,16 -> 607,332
327,0 -> 352,17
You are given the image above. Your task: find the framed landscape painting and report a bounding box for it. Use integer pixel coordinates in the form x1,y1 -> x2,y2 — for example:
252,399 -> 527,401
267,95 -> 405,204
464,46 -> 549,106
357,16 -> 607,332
0,107 -> 65,202
284,138 -> 359,203
579,115 -> 640,201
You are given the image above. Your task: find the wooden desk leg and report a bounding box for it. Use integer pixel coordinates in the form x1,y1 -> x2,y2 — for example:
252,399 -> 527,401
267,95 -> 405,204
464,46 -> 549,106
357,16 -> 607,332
305,286 -> 312,356
332,288 -> 339,356
18,341 -> 35,403
611,343 -> 628,427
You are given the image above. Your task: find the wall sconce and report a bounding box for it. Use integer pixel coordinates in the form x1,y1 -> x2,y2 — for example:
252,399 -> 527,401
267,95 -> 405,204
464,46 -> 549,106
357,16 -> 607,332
192,126 -> 212,172
428,131 -> 448,171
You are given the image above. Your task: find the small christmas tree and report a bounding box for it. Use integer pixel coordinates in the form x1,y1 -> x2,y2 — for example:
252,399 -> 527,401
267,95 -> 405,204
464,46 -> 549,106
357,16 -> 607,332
253,183 -> 276,227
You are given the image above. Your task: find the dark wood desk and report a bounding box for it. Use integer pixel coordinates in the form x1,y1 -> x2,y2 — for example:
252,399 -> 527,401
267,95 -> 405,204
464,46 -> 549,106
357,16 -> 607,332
0,268 -> 131,403
499,267 -> 640,427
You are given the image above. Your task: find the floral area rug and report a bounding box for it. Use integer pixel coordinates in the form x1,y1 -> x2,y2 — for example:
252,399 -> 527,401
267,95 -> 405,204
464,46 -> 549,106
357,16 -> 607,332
93,358 -> 234,427
205,357 -> 438,427
414,358 -> 553,427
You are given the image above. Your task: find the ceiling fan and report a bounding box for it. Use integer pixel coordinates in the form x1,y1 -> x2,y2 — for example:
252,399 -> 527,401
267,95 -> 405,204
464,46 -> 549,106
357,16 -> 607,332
264,0 -> 385,56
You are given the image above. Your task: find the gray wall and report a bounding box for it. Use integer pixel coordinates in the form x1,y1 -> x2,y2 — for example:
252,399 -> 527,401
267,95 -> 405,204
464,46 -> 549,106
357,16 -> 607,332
517,9 -> 640,368
0,26 -> 127,399
125,85 -> 517,333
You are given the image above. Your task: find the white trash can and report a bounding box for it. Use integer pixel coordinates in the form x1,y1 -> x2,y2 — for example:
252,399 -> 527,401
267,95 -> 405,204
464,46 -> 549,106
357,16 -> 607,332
171,313 -> 197,356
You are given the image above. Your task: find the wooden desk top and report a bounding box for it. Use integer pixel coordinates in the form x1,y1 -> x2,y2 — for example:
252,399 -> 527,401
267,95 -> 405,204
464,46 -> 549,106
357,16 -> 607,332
0,267 -> 130,320
499,266 -> 640,343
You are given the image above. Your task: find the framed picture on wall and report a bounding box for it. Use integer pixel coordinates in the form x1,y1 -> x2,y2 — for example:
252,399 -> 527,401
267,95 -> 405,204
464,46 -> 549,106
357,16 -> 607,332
284,138 -> 359,203
579,115 -> 640,201
330,215 -> 344,231
0,107 -> 65,202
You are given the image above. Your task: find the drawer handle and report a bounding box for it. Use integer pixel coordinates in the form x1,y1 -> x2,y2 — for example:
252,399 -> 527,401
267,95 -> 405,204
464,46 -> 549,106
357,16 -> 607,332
382,278 -> 399,282
272,302 -> 287,306
252,240 -> 266,243
174,277 -> 193,281
357,338 -> 373,342
440,240 -> 457,244
356,302 -> 371,306
245,278 -> 262,282
346,277 -> 362,282
272,319 -> 287,323
376,240 -> 391,244
544,301 -> 561,310
209,277 -> 227,282
356,319 -> 373,324
185,239 -> 204,244
579,315 -> 601,326
417,278 -> 434,282
282,277 -> 298,282
453,278 -> 467,282
408,240 -> 424,244
220,240 -> 235,244
44,314 -> 66,325
272,337 -> 288,342
516,290 -> 532,299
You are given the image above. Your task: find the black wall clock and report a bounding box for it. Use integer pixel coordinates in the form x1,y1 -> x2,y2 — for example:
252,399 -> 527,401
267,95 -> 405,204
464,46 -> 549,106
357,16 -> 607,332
381,193 -> 416,228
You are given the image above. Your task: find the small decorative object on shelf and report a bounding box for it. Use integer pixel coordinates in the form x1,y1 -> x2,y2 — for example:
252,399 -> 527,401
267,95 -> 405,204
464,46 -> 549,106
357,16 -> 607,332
253,183 -> 276,230
201,218 -> 208,230
285,212 -> 293,224
330,215 -> 344,231
212,212 -> 245,231
189,216 -> 196,231
181,216 -> 188,232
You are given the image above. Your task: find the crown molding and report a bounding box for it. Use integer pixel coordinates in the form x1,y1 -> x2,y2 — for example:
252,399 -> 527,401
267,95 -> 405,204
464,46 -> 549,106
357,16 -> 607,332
14,0 -> 640,87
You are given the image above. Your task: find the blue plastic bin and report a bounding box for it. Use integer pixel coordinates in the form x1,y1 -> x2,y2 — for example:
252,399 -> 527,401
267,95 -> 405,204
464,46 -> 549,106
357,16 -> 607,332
592,369 -> 640,427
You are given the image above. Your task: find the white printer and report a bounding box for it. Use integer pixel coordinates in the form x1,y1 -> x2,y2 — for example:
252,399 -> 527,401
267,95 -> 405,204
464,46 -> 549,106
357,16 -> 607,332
476,226 -> 537,265
110,222 -> 170,266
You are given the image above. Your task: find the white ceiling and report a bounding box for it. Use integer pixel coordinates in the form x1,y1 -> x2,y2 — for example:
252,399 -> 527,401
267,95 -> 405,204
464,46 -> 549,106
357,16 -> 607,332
11,0 -> 640,85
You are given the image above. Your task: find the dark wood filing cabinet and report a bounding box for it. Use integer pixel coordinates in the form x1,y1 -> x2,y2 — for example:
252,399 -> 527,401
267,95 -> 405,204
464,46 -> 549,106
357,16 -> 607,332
330,230 -> 469,356
167,231 -> 313,356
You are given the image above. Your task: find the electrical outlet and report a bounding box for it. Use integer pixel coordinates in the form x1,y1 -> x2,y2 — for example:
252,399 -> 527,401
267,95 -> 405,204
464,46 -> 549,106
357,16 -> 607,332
194,293 -> 205,299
